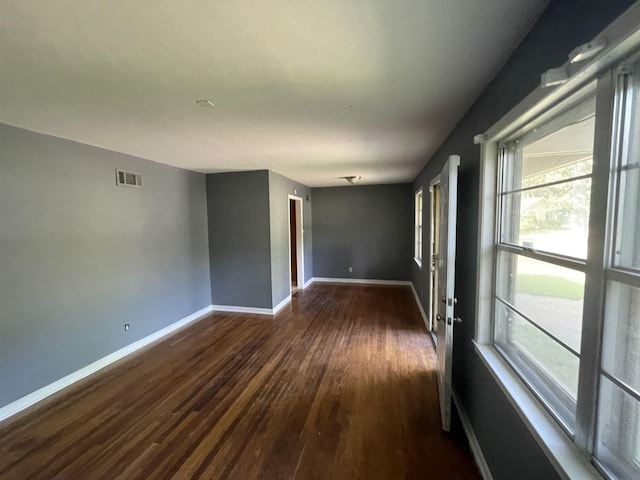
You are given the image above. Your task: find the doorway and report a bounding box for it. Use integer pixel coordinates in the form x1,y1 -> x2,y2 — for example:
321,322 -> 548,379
288,195 -> 304,294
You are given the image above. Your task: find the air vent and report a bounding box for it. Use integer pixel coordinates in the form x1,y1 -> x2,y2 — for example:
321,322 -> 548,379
115,169 -> 143,188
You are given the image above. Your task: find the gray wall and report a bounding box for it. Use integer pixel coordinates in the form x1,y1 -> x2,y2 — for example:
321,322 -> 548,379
312,184 -> 412,281
268,172 -> 313,308
410,1 -> 636,479
0,123 -> 211,408
206,171 -> 273,309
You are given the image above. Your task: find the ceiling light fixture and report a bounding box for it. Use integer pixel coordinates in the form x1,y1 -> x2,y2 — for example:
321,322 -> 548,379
196,99 -> 215,107
343,176 -> 361,185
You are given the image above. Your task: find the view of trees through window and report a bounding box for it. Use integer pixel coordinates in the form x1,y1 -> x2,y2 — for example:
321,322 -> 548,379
495,107 -> 596,427
520,157 -> 592,238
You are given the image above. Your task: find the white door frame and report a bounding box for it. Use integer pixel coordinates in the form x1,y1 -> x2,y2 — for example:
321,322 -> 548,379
287,195 -> 304,291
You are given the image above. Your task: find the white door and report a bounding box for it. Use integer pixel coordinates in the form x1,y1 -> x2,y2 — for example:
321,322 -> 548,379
435,155 -> 460,432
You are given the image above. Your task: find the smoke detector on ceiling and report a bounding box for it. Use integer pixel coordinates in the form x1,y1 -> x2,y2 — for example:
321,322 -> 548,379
343,176 -> 361,185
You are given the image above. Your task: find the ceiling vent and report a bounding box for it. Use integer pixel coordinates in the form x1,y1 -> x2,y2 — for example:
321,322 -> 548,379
116,169 -> 143,188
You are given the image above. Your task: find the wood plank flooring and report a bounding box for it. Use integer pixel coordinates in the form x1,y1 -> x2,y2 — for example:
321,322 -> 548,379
0,284 -> 480,479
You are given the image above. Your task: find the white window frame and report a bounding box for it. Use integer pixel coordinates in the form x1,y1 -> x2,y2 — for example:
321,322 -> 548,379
475,4 -> 640,479
415,188 -> 424,267
494,94 -> 597,433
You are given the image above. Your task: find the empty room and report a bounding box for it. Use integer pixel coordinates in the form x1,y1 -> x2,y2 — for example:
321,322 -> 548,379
1,1 -> 640,479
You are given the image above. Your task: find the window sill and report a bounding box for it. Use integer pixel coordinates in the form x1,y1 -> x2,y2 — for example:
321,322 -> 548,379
473,342 -> 602,480
414,257 -> 423,269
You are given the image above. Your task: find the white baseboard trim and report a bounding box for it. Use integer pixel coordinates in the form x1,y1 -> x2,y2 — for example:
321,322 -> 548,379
452,390 -> 494,480
0,305 -> 214,423
272,295 -> 292,315
212,296 -> 292,316
409,283 -> 430,331
312,277 -> 412,286
303,277 -> 314,288
212,304 -> 273,315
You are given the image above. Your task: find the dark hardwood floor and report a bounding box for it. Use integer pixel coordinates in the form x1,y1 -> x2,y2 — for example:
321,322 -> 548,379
0,284 -> 480,480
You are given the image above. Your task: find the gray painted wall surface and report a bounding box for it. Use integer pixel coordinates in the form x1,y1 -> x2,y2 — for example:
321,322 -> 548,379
410,1 -> 636,479
312,184 -> 412,280
206,171 -> 273,309
0,123 -> 210,408
268,172 -> 312,308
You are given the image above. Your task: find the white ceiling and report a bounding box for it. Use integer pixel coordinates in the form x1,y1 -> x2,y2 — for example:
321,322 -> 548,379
0,0 -> 549,187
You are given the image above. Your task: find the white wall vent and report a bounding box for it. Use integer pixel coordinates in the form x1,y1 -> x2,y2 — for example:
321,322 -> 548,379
115,169 -> 143,188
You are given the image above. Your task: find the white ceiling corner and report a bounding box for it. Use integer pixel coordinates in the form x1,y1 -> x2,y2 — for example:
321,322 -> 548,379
0,0 -> 549,186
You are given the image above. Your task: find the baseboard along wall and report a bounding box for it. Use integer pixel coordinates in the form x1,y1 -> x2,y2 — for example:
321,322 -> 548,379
452,390 -> 494,480
0,305 -> 214,423
409,283 -> 430,331
212,295 -> 292,316
212,305 -> 274,316
311,277 -> 412,286
0,292 -> 300,422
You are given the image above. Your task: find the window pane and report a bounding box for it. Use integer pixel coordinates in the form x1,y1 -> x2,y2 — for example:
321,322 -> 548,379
596,376 -> 640,480
613,67 -> 640,270
614,114 -> 640,269
614,164 -> 640,270
596,65 -> 640,479
501,113 -> 595,193
495,300 -> 580,402
496,251 -> 584,353
500,106 -> 595,258
602,282 -> 640,394
520,115 -> 594,183
500,177 -> 591,258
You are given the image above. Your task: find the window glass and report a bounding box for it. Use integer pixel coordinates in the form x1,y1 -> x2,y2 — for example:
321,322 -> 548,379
602,282 -> 640,393
496,251 -> 584,353
415,190 -> 423,261
613,67 -> 640,271
597,376 -> 640,480
614,164 -> 640,270
494,97 -> 595,433
597,62 -> 640,480
598,278 -> 640,479
500,111 -> 595,259
500,178 -> 592,258
495,300 -> 580,400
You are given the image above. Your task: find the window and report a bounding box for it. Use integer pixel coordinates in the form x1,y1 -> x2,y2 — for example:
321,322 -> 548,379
597,59 -> 640,480
476,6 -> 640,479
415,188 -> 423,265
495,97 -> 596,431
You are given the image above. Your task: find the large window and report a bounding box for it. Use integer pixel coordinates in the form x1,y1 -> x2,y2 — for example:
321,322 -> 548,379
415,188 -> 423,265
476,9 -> 640,479
495,97 -> 596,430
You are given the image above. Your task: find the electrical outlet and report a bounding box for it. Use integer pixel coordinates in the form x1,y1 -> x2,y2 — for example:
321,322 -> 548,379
124,323 -> 130,331
349,266 -> 353,273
